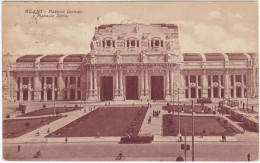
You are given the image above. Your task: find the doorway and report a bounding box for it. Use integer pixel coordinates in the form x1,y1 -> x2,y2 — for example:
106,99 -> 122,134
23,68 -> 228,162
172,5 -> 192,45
126,76 -> 138,100
100,76 -> 113,101
151,76 -> 164,100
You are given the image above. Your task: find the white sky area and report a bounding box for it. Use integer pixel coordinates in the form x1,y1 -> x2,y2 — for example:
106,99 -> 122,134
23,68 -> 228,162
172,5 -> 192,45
2,2 -> 258,60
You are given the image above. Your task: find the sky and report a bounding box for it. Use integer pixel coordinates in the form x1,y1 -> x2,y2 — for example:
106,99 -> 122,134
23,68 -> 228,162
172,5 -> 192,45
2,1 -> 258,59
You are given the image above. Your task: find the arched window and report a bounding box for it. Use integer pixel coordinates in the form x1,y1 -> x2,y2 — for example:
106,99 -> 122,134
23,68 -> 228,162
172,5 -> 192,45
102,38 -> 115,48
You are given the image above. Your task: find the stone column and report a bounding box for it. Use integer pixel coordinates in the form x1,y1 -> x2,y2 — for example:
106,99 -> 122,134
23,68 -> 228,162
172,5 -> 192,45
57,72 -> 64,100
202,70 -> 208,98
241,75 -> 244,98
233,75 -> 236,98
195,75 -> 198,98
115,71 -> 119,96
145,69 -> 149,96
170,69 -> 173,95
93,70 -> 97,96
44,77 -> 47,101
19,77 -> 23,101
120,70 -> 123,96
224,70 -> 230,98
75,76 -> 78,100
52,77 -> 55,100
89,71 -> 93,97
165,70 -> 171,101
34,72 -> 41,101
187,75 -> 191,98
141,70 -> 144,96
211,75 -> 213,98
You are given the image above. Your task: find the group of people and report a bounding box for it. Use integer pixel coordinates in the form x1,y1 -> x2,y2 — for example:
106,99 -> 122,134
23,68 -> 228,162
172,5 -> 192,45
153,110 -> 160,117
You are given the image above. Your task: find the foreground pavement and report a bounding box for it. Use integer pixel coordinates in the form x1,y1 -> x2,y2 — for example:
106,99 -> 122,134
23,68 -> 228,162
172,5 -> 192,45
3,141 -> 259,161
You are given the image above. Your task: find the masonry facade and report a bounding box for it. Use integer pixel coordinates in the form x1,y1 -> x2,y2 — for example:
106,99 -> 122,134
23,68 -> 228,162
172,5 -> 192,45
5,24 -> 258,102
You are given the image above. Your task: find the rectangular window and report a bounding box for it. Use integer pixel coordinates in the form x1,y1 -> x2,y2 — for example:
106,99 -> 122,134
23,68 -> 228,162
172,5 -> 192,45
190,75 -> 196,83
102,40 -> 105,47
65,77 -> 68,88
243,75 -> 247,85
77,91 -> 81,100
77,77 -> 81,87
113,40 -> 115,47
221,75 -> 224,86
18,77 -> 20,88
31,77 -> 34,89
231,75 -> 234,86
213,75 -> 219,83
41,77 -> 44,89
221,89 -> 224,98
65,91 -> 67,100
185,76 -> 188,86
127,40 -> 129,47
185,89 -> 189,98
17,92 -> 20,101
235,75 -> 241,82
154,40 -> 159,47
198,75 -> 201,86
198,89 -> 202,98
46,77 -> 52,85
131,40 -> 135,47
137,40 -> 139,47
208,75 -> 211,87
41,91 -> 44,100
106,40 -> 111,47
31,91 -> 34,100
70,77 -> 76,84
55,77 -> 57,88
208,89 -> 211,98
151,40 -> 153,47
231,89 -> 234,98
161,40 -> 163,47
22,77 -> 29,85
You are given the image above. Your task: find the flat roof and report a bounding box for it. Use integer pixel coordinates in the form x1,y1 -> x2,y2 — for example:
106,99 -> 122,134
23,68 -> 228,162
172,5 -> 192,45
182,53 -> 202,61
16,55 -> 42,63
225,53 -> 248,60
40,54 -> 64,62
204,53 -> 225,61
63,54 -> 86,62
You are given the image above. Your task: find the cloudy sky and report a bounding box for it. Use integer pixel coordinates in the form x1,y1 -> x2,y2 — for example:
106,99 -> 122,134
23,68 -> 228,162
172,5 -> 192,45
2,1 -> 258,58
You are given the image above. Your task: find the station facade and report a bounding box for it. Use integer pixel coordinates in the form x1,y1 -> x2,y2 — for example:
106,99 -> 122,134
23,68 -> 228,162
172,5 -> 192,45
5,23 -> 258,102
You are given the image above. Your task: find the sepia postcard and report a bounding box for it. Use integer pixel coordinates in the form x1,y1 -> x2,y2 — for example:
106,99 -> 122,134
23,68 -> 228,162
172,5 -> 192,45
1,1 -> 259,161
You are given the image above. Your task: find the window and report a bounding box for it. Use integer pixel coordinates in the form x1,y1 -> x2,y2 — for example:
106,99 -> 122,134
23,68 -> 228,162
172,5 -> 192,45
235,75 -> 242,82
185,76 -> 189,86
208,89 -> 211,98
231,89 -> 234,98
106,40 -> 111,47
221,89 -> 224,98
46,77 -> 52,85
154,40 -> 160,47
231,75 -> 234,86
190,75 -> 196,83
198,75 -> 201,86
131,40 -> 135,46
31,77 -> 34,89
243,75 -> 247,85
55,77 -> 58,88
70,77 -> 76,84
18,77 -> 20,88
221,75 -> 224,86
208,75 -> 211,86
22,77 -> 29,85
213,75 -> 218,83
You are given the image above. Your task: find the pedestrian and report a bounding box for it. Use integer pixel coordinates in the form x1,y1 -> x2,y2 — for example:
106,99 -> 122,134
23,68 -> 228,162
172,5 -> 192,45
65,137 -> 68,143
247,153 -> 250,161
118,150 -> 123,160
47,128 -> 50,134
243,128 -> 246,133
18,145 -> 21,152
200,132 -> 203,138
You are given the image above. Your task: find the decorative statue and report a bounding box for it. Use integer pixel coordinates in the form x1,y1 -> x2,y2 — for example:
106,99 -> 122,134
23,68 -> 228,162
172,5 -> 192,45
114,50 -> 122,64
141,50 -> 148,63
167,53 -> 173,63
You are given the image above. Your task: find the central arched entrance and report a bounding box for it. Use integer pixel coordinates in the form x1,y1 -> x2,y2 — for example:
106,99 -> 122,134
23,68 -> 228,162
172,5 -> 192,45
126,76 -> 138,100
151,76 -> 164,100
100,76 -> 113,101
